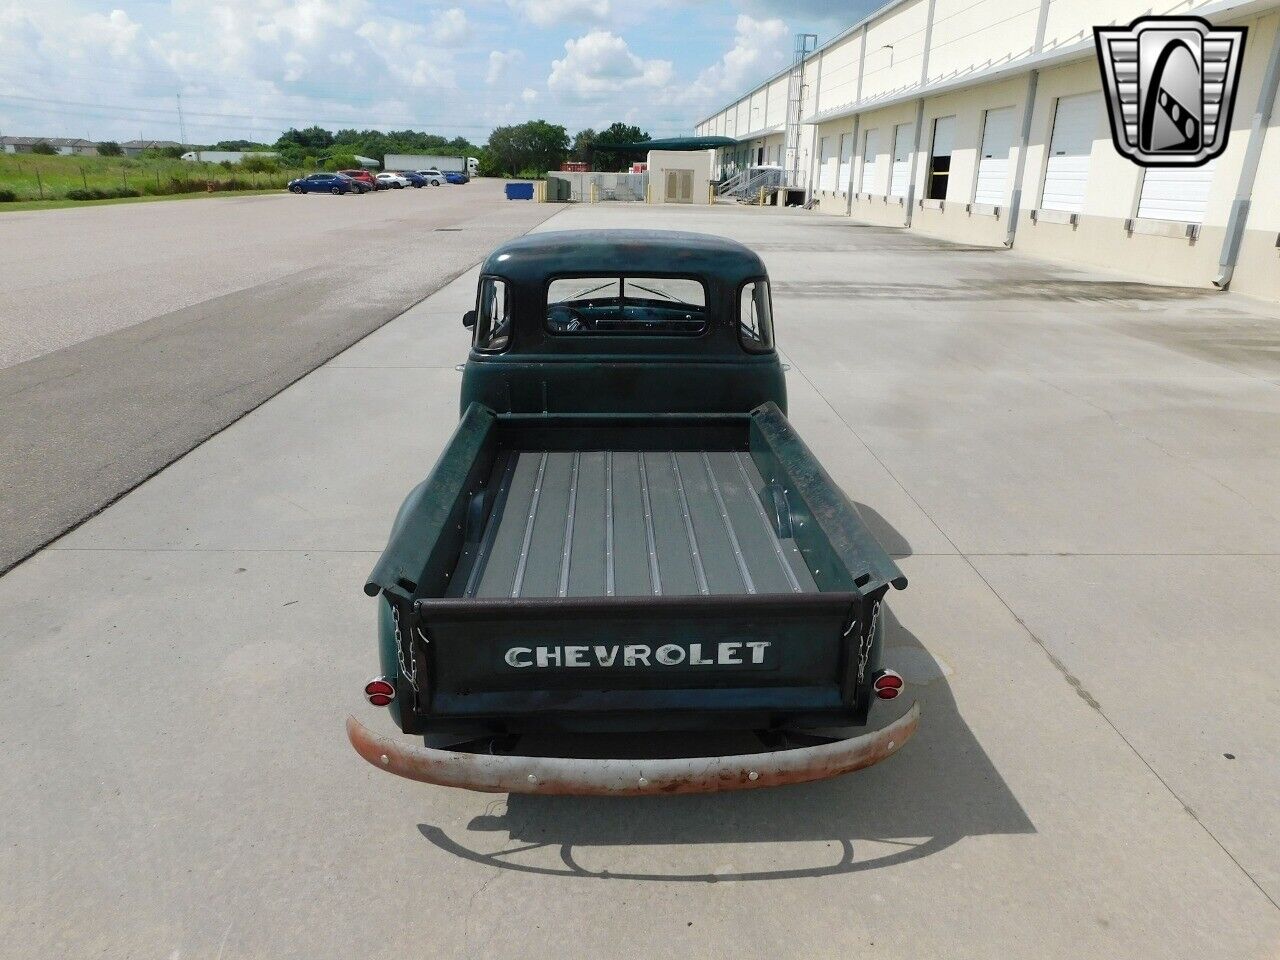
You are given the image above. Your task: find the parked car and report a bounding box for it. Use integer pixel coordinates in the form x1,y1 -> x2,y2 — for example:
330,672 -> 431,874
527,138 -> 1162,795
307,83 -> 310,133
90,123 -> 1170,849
337,173 -> 372,194
340,169 -> 379,191
399,171 -> 429,188
376,172 -> 411,190
444,171 -> 469,185
287,173 -> 354,195
414,169 -> 447,186
348,230 -> 917,796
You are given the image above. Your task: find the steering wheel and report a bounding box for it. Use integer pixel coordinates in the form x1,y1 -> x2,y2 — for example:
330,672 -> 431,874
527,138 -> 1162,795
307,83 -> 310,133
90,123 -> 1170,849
547,305 -> 590,331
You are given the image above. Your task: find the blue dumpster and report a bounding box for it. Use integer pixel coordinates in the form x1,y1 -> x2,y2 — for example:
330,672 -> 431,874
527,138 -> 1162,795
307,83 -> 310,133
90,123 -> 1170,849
505,182 -> 535,200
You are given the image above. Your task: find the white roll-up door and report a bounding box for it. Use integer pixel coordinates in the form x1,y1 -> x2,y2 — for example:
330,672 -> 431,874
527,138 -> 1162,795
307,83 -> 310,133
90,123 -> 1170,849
1137,161 -> 1216,222
974,106 -> 1015,206
1041,93 -> 1099,213
859,128 -> 880,193
890,122 -> 912,197
926,115 -> 956,200
820,136 -> 840,191
838,133 -> 852,191
931,116 -> 955,158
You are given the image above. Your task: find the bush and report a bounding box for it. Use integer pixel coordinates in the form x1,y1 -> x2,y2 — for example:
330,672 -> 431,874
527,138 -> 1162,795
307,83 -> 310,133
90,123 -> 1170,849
31,141 -> 57,155
0,188 -> 17,202
239,154 -> 279,173
66,187 -> 142,201
97,141 -> 122,157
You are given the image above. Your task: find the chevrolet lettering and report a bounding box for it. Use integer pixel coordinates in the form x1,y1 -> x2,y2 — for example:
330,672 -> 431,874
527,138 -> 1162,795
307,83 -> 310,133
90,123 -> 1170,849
348,230 -> 919,795
503,641 -> 774,669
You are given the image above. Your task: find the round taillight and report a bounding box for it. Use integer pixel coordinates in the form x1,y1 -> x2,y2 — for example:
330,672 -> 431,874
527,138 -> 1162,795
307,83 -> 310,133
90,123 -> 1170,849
873,669 -> 904,699
364,677 -> 396,706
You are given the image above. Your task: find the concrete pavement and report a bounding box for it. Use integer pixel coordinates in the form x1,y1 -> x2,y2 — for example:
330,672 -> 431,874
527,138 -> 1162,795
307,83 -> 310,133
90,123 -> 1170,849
0,182 -> 562,572
1,202 -> 1278,958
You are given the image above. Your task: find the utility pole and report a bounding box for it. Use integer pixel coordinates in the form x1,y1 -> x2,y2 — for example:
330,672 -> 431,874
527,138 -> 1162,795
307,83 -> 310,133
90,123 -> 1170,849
176,93 -> 196,161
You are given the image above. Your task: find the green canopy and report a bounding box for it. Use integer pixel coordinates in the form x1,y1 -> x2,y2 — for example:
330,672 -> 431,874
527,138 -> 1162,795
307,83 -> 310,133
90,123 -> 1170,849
610,136 -> 737,152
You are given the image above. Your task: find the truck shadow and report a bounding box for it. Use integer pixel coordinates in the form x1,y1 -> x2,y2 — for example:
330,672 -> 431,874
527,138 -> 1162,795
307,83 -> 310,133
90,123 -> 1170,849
417,513 -> 1032,882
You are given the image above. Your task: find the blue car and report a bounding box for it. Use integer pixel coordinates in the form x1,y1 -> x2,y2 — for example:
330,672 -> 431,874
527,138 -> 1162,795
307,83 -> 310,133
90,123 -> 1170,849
399,171 -> 429,188
287,173 -> 354,195
444,171 -> 469,184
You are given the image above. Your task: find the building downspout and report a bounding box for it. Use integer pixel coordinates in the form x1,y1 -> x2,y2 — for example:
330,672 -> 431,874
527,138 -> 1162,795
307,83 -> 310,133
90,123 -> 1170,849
847,26 -> 869,216
903,0 -> 938,228
904,101 -> 926,227
1005,69 -> 1040,247
805,50 -> 825,205
1006,0 -> 1053,247
1215,14 -> 1280,289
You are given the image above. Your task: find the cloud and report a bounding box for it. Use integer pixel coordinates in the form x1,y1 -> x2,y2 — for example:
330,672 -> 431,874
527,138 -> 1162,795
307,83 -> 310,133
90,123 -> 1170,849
431,7 -> 469,43
740,0 -> 876,22
521,87 -> 538,102
506,0 -> 611,28
547,30 -> 673,99
486,49 -> 522,85
0,0 -> 467,142
687,14 -> 788,102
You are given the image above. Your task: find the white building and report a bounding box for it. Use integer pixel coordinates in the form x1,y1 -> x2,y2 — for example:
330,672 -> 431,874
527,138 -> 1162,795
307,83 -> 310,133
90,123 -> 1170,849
696,0 -> 1280,300
647,149 -> 715,204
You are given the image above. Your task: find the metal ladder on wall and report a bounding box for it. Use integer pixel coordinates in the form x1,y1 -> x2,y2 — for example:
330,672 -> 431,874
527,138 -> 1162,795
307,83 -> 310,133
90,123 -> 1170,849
783,33 -> 818,192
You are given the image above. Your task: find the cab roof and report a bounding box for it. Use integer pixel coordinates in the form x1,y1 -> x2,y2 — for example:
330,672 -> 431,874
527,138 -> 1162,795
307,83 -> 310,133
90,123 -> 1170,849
480,230 -> 768,285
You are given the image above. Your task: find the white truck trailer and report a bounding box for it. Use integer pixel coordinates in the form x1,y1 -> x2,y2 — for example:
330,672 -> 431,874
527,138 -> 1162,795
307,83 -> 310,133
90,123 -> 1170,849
384,155 -> 478,176
181,150 -> 279,164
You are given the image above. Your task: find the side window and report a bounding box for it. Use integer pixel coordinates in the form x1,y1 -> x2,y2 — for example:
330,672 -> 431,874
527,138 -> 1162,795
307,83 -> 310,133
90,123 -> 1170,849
739,280 -> 775,353
474,277 -> 510,352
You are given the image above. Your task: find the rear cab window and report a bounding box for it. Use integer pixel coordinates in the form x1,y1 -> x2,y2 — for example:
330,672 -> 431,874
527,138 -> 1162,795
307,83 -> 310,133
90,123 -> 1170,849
473,277 -> 511,352
739,279 -> 775,353
545,276 -> 707,336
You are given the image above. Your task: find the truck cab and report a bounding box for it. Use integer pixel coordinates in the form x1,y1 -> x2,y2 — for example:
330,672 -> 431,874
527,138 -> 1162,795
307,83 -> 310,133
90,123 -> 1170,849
460,230 -> 787,417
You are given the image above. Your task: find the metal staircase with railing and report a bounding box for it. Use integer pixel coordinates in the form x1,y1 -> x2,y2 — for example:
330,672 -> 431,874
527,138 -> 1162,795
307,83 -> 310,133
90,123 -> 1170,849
717,166 -> 803,203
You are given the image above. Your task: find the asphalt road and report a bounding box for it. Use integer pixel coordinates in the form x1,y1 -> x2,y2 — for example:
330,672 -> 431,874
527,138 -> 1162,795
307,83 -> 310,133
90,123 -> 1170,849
0,182 -> 561,572
2,202 -> 1279,958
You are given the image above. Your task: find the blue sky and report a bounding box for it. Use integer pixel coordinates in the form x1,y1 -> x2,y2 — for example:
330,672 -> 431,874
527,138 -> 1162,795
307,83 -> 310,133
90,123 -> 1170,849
0,0 -> 880,145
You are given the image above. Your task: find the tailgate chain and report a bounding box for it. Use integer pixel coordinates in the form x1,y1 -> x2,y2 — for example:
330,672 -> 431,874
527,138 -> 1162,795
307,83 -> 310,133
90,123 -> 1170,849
843,599 -> 881,686
392,604 -> 428,697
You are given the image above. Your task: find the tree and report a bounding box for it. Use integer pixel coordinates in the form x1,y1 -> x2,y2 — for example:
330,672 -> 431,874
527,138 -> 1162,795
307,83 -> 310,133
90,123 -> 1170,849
275,126 -> 334,152
591,122 -> 650,172
97,141 -> 122,156
30,141 -> 56,155
323,154 -> 359,172
483,120 -> 569,177
571,128 -> 596,165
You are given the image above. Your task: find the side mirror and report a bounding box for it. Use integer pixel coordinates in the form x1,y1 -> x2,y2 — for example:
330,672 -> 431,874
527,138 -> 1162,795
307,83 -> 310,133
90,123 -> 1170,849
462,310 -> 476,329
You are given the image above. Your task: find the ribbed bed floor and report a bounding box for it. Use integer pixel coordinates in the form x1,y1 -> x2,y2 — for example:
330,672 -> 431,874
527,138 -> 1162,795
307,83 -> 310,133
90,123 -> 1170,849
453,450 -> 819,599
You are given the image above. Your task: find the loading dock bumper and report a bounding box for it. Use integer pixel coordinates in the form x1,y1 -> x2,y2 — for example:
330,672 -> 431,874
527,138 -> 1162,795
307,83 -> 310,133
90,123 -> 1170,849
346,702 -> 919,795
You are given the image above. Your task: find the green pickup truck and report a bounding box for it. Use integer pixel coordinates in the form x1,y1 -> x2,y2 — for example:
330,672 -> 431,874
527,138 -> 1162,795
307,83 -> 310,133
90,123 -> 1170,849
348,229 -> 918,795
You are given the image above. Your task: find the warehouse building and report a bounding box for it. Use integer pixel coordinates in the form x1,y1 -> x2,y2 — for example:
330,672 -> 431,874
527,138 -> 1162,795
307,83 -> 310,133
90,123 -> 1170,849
1,136 -> 98,156
695,0 -> 1280,299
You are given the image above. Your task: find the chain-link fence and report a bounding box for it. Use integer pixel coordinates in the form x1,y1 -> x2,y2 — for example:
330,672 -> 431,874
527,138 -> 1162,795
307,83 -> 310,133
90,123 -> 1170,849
546,172 -> 649,202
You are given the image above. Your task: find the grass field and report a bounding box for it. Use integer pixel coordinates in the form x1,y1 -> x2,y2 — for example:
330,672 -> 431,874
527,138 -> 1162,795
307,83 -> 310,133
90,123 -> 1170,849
0,189 -> 287,213
0,152 -> 307,204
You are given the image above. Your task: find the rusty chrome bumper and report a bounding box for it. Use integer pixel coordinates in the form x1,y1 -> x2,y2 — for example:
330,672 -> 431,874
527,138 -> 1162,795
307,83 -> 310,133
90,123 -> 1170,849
346,702 -> 919,795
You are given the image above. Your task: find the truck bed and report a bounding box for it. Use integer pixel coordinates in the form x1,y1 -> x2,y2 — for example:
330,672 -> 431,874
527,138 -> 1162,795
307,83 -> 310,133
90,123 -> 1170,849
451,450 -> 819,599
